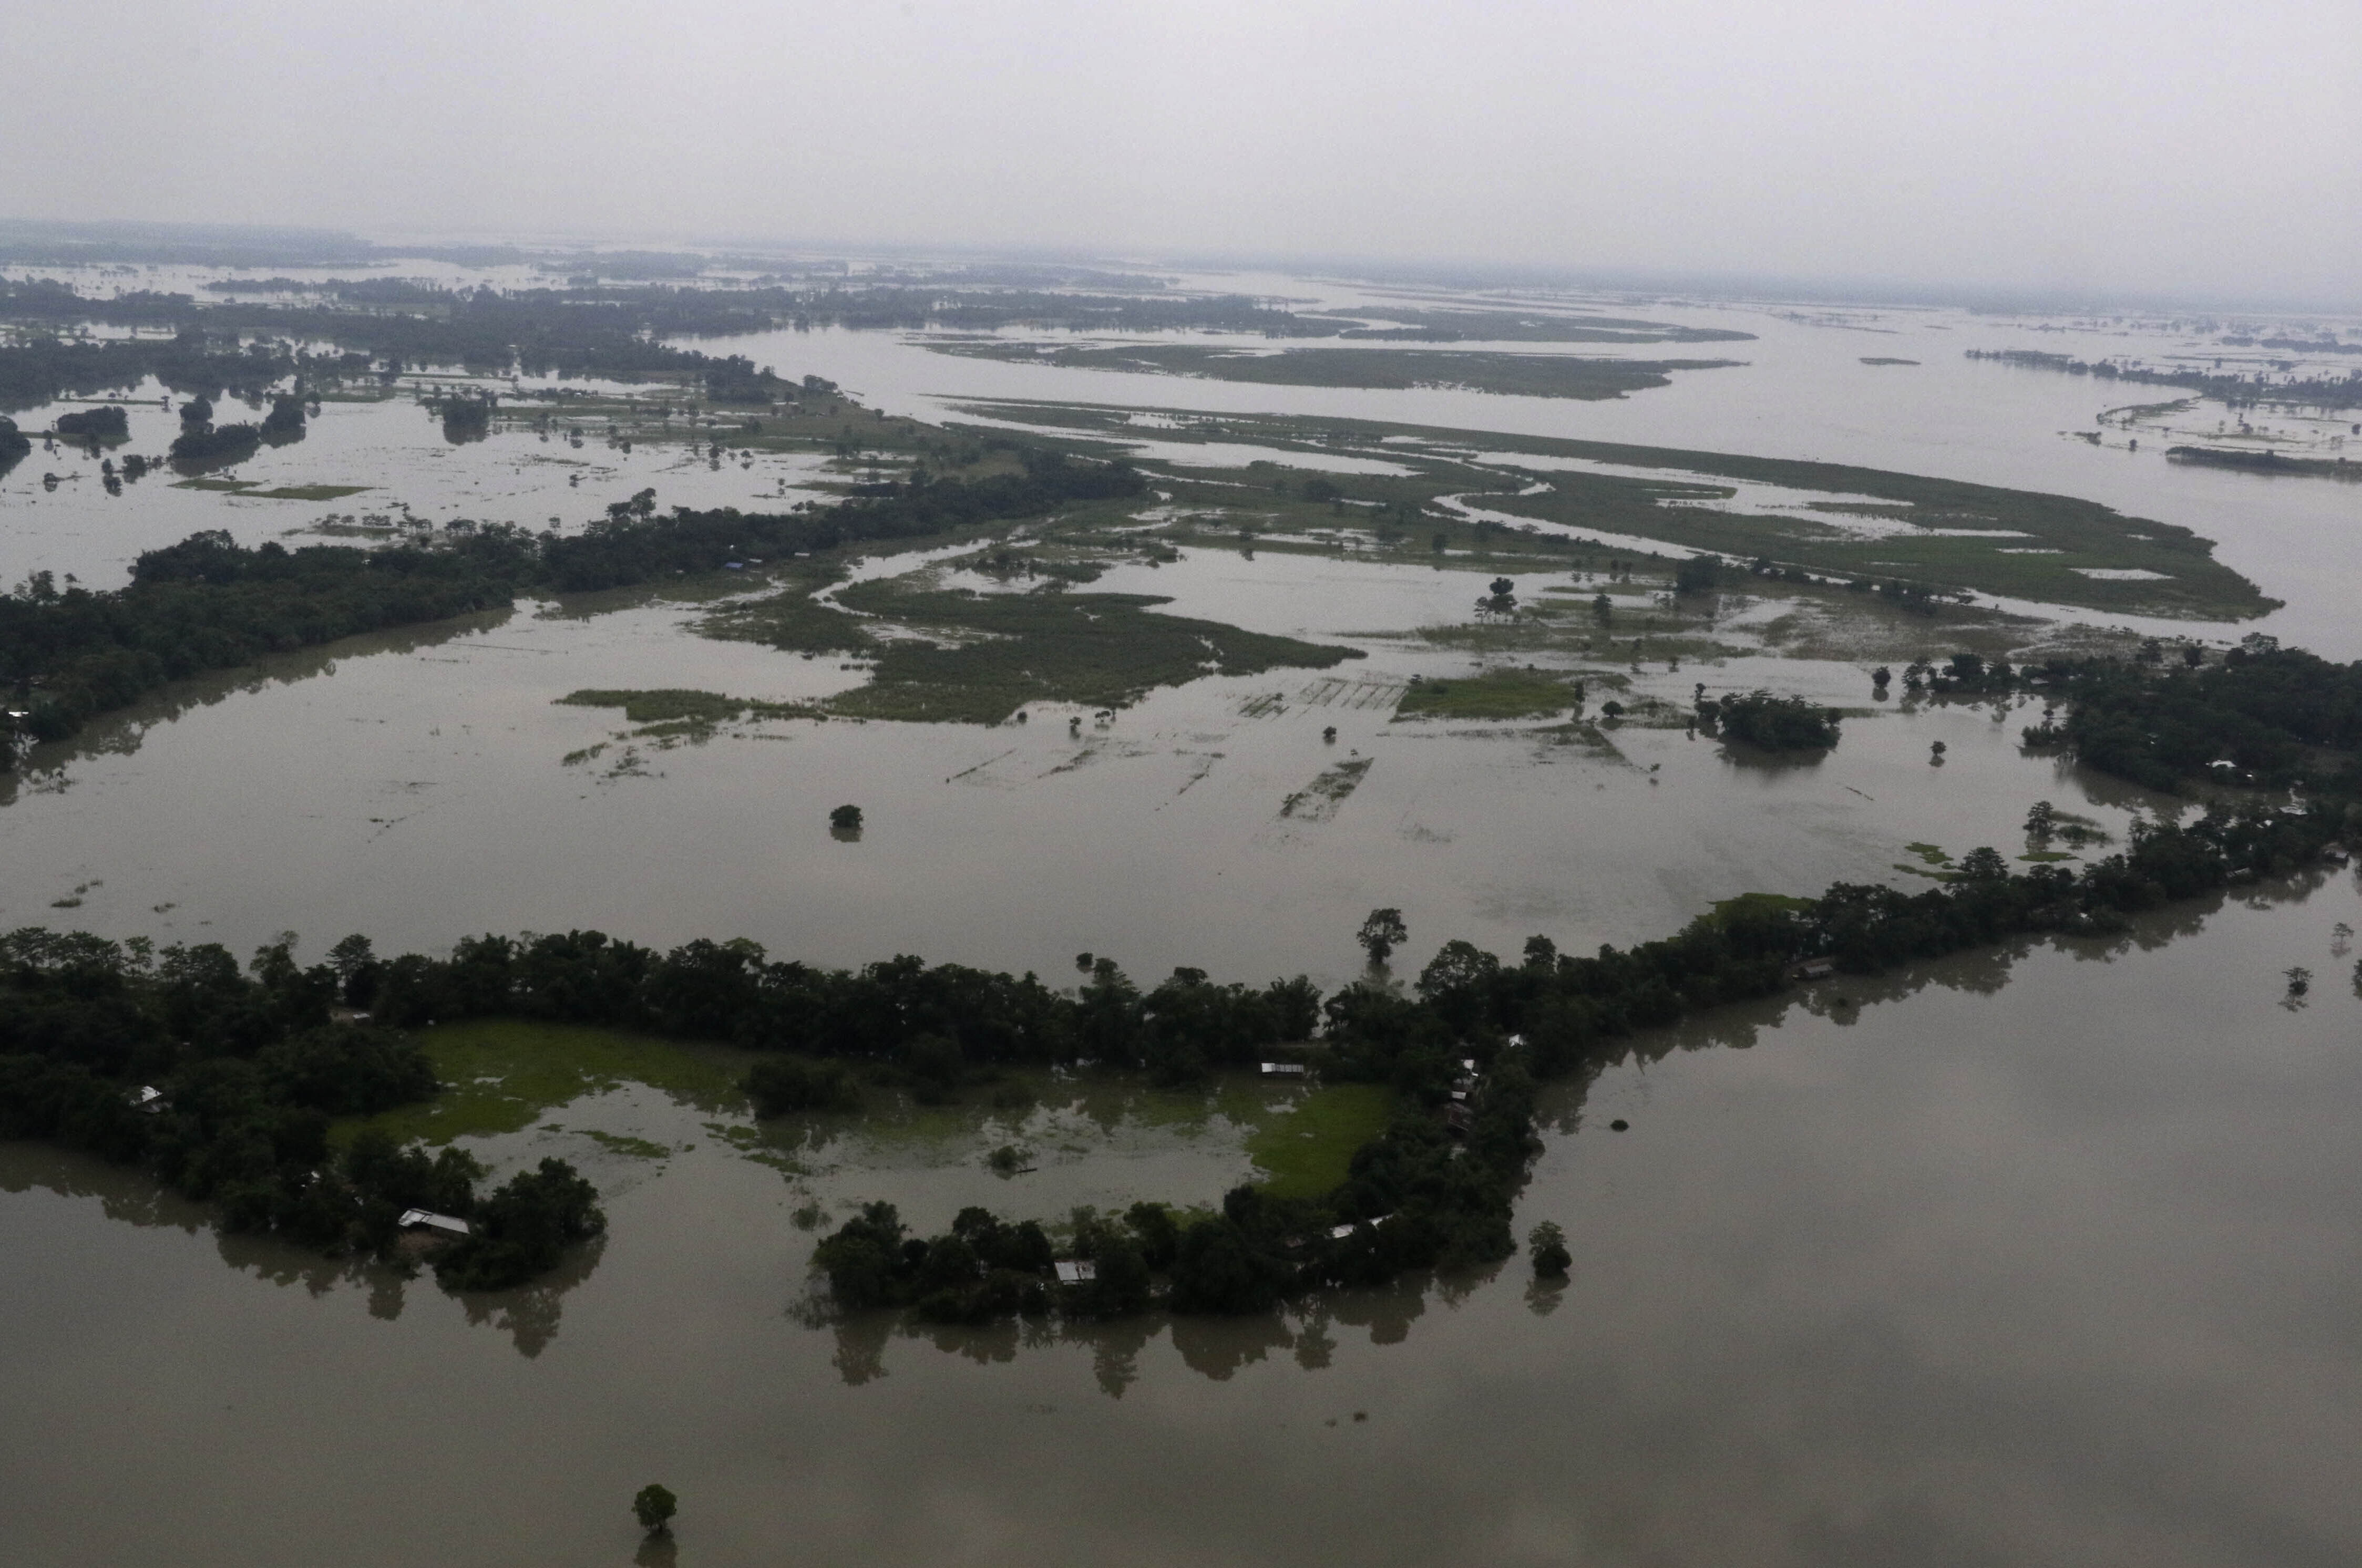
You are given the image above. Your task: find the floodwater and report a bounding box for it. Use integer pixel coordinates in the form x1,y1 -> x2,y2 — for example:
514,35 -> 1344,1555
5,262 -> 2359,1565
687,281 -> 2362,653
5,872 -> 2358,1566
0,542 -> 2155,982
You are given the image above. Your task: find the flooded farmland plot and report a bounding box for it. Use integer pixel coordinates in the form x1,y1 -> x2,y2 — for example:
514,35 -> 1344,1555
4,252 -> 2361,1567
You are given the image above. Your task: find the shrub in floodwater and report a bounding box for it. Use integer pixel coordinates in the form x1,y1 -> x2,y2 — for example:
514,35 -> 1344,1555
633,1484 -> 676,1535
829,803 -> 863,831
1528,1221 -> 1571,1278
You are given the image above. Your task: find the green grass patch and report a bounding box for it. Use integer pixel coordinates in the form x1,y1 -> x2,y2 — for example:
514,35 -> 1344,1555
824,581 -> 1360,723
166,478 -> 371,500
339,1017 -> 749,1147
1393,666 -> 1579,720
557,688 -> 818,725
581,1130 -> 675,1160
697,577 -> 875,655
250,483 -> 373,501
1245,1083 -> 1394,1199
934,343 -> 1742,400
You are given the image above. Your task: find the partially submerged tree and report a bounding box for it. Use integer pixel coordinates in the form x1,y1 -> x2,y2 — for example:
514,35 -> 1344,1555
633,1484 -> 677,1535
1528,1221 -> 1571,1278
1356,908 -> 1407,967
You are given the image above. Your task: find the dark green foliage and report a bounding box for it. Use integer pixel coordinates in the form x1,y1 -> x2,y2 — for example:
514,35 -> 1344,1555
829,803 -> 862,831
436,394 -> 492,443
824,581 -> 1357,724
259,395 -> 305,442
168,422 -> 260,468
540,449 -> 1146,592
1703,690 -> 1842,751
0,528 -> 532,760
0,415 -> 27,471
744,1055 -> 861,1115
1672,554 -> 1722,594
54,405 -> 128,440
433,1158 -> 604,1291
1357,908 -> 1408,966
0,928 -> 507,1263
810,1201 -> 1053,1321
256,1023 -> 437,1115
2047,644 -> 2362,795
1528,1221 -> 1572,1278
633,1484 -> 677,1535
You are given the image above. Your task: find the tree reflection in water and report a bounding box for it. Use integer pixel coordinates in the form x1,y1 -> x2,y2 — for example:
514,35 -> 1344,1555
457,1234 -> 607,1357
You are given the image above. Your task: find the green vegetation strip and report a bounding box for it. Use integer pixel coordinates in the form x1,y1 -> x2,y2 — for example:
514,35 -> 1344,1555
932,342 -> 1743,400
557,688 -> 819,725
823,582 -> 1361,724
949,400 -> 2274,620
345,1018 -> 748,1146
1394,667 -> 1580,720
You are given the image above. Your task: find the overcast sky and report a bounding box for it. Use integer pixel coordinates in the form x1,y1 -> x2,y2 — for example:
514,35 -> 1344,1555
8,0 -> 2358,303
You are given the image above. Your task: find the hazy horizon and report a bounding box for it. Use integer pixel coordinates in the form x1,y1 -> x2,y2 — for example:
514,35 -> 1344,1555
5,0 -> 2356,308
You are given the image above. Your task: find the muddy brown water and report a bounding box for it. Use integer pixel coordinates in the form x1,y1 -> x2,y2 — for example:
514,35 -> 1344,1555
5,267 -> 2360,1564
0,546 -> 2160,983
5,880 -> 2359,1566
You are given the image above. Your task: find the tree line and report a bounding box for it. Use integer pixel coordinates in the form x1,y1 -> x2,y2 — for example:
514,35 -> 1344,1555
3,789 -> 2342,1318
0,449 -> 1145,760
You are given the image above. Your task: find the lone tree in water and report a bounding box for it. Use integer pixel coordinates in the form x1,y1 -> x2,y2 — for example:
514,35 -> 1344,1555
1528,1221 -> 1572,1279
829,803 -> 863,831
633,1483 -> 678,1535
1357,908 -> 1408,967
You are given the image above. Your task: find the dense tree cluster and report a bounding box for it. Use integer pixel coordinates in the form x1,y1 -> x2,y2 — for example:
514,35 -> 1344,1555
2030,643 -> 2362,796
539,449 -> 1145,591
2,528 -> 533,753
166,422 -> 262,468
1699,689 -> 1842,750
0,324 -> 297,411
52,405 -> 128,441
346,930 -> 1316,1091
0,927 -> 600,1290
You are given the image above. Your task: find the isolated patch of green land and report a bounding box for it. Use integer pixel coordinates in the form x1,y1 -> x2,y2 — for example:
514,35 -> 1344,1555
713,578 -> 1360,724
558,688 -> 819,725
1393,667 -> 1583,721
948,400 -> 2277,621
1295,305 -> 1756,345
930,343 -> 1744,401
170,478 -> 373,500
338,1018 -> 749,1146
